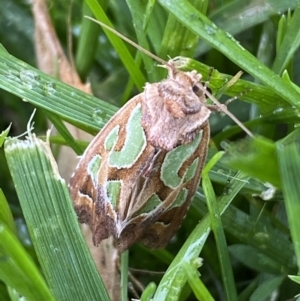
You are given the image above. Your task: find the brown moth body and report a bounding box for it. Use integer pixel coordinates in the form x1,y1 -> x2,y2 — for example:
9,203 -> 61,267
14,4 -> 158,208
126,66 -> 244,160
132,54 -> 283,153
69,61 -> 211,251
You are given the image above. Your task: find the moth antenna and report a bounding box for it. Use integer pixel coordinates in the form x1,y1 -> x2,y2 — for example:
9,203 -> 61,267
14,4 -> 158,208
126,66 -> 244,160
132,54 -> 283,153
85,16 -> 169,66
203,84 -> 254,137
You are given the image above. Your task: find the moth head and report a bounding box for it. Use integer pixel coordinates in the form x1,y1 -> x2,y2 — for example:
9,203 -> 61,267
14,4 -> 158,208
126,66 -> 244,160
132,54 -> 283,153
163,61 -> 207,102
141,65 -> 211,150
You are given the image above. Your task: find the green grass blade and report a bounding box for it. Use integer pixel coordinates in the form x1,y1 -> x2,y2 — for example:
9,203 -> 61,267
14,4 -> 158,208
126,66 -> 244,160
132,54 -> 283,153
288,275 -> 300,285
0,189 -> 53,300
249,275 -> 285,301
4,134 -> 110,301
86,0 -> 146,90
229,245 -> 283,275
0,49 -> 117,133
272,2 -> 300,74
277,139 -> 300,272
206,0 -> 297,54
153,171 -> 249,300
193,187 -> 295,273
126,0 -> 159,82
221,136 -> 280,188
75,2 -> 102,80
121,250 -> 129,301
159,0 -> 208,60
45,110 -> 84,155
0,189 -> 17,235
0,124 -> 11,147
202,152 -> 237,301
0,223 -> 55,301
182,261 -> 214,301
141,282 -> 156,301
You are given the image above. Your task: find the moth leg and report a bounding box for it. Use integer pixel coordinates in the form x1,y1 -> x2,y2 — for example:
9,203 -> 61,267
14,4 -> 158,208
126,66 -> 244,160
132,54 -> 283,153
206,103 -> 227,112
223,88 -> 252,106
206,87 -> 251,113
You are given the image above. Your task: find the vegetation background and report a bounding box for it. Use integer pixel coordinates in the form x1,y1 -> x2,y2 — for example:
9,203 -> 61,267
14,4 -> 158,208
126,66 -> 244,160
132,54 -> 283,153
1,0 -> 300,300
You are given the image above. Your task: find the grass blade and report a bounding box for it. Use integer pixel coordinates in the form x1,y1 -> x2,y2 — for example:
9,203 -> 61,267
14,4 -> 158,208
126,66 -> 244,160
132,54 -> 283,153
0,191 -> 54,301
202,152 -> 237,301
154,170 -> 248,300
277,139 -> 300,271
4,132 -> 110,301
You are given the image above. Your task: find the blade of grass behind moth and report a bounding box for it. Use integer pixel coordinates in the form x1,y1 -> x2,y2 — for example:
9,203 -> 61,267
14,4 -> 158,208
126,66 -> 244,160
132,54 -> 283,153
142,0 -> 165,53
44,110 -> 84,155
0,50 -> 117,133
202,152 -> 238,301
195,191 -> 295,273
75,1 -> 103,80
121,0 -> 156,102
221,136 -> 281,188
159,0 -> 208,61
154,0 -> 208,80
272,2 -> 300,75
4,134 -> 110,301
86,0 -> 146,91
192,184 -> 295,274
126,0 -> 158,82
158,0 -> 300,108
277,139 -> 300,271
248,275 -> 285,301
153,168 -> 249,300
197,0 -> 298,56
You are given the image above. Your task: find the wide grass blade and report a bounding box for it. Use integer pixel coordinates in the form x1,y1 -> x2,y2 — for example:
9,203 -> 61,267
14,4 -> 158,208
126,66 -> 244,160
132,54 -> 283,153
4,132 -> 110,301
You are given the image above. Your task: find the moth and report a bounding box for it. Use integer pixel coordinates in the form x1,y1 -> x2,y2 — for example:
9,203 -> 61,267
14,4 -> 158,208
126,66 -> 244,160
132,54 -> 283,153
69,22 -> 252,252
70,61 -> 221,251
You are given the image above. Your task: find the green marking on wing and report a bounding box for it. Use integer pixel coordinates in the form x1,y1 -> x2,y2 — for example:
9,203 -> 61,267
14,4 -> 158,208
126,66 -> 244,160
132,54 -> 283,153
104,125 -> 119,151
161,131 -> 203,189
106,180 -> 121,209
184,158 -> 199,182
170,188 -> 188,208
109,104 -> 147,168
87,155 -> 102,187
137,194 -> 162,215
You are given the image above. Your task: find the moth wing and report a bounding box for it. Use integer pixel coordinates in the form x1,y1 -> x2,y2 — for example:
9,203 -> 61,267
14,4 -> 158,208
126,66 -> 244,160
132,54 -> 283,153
118,122 -> 210,250
69,94 -> 145,245
140,122 -> 210,248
